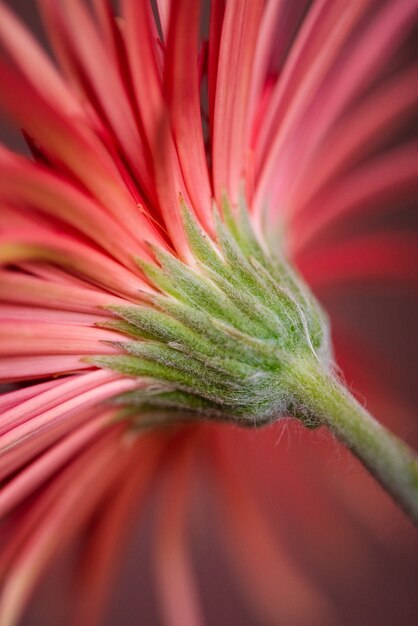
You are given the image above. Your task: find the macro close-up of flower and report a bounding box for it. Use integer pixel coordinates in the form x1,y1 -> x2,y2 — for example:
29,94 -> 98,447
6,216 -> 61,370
0,1 -> 417,625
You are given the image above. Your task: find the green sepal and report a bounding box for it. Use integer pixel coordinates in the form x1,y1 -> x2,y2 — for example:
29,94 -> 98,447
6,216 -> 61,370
149,245 -> 268,337
94,198 -> 331,426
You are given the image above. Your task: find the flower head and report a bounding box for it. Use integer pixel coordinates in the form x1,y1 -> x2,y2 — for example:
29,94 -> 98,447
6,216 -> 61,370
0,1 -> 417,625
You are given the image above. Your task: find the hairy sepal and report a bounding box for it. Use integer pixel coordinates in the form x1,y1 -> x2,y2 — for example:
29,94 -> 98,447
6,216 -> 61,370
91,200 -> 331,427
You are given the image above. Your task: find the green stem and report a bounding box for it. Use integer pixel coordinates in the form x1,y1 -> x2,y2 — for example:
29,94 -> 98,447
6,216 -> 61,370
290,359 -> 418,525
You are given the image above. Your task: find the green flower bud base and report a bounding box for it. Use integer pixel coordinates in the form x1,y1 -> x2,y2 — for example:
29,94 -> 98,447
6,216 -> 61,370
90,200 -> 418,525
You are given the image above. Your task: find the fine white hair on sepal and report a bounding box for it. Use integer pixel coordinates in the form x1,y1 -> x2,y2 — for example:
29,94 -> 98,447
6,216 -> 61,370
92,199 -> 332,429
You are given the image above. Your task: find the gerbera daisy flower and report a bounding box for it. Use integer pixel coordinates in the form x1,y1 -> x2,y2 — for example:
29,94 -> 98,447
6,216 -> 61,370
0,1 -> 417,625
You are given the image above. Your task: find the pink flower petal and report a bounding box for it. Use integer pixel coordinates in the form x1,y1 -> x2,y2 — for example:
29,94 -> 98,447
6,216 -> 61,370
73,434 -> 165,626
153,433 -> 205,626
290,142 -> 418,251
0,370 -> 117,435
0,427 -> 127,626
0,149 -> 145,270
0,269 -> 125,313
212,0 -> 264,201
298,232 -> 418,287
0,356 -> 92,382
0,231 -> 150,300
164,0 -> 213,230
0,377 -> 137,480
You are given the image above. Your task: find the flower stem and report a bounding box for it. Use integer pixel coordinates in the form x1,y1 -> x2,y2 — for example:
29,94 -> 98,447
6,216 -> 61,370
290,359 -> 418,525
